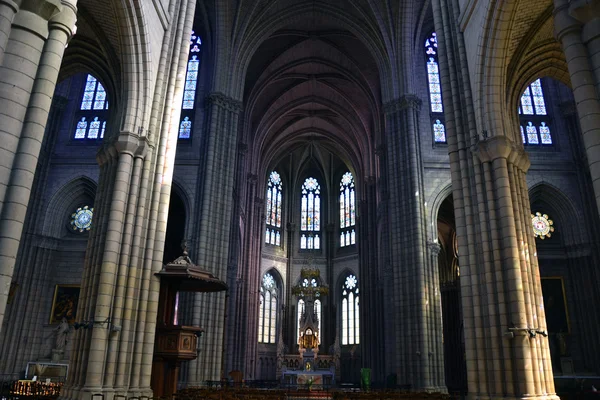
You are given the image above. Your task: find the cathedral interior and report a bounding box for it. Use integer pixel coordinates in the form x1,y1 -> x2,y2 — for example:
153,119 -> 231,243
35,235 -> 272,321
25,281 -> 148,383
0,0 -> 600,399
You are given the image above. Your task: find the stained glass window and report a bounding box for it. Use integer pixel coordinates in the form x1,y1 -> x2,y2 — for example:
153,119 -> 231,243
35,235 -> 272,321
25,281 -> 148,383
300,177 -> 321,249
74,74 -> 109,140
526,122 -> 539,144
258,272 -> 278,344
178,30 -> 202,139
71,206 -> 93,232
340,172 -> 356,247
425,32 -> 446,143
179,117 -> 192,139
531,212 -> 554,239
265,171 -> 283,245
539,122 -> 552,144
518,79 -> 552,146
433,120 -> 446,143
341,274 -> 359,345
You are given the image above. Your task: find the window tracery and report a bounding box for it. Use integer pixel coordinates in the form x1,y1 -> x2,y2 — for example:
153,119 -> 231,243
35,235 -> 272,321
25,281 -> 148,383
178,30 -> 202,139
425,32 -> 446,143
258,272 -> 278,344
265,171 -> 282,246
300,177 -> 321,249
339,172 -> 356,247
518,79 -> 552,145
74,74 -> 108,140
341,274 -> 359,345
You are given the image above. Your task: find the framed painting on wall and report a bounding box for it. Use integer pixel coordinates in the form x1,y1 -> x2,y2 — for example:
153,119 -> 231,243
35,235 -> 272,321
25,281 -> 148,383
49,285 -> 80,324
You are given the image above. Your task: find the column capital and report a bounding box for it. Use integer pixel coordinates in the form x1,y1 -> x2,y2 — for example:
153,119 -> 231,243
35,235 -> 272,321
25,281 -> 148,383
427,240 -> 442,256
114,130 -> 146,156
383,94 -> 422,115
207,92 -> 243,113
49,0 -> 77,39
472,135 -> 531,171
569,0 -> 600,25
19,0 -> 60,20
554,0 -> 583,41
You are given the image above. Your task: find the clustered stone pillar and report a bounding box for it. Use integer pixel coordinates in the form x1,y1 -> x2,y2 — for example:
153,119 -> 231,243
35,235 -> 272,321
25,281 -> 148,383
383,96 -> 445,392
555,0 -> 600,217
187,93 -> 242,384
61,0 -> 198,397
0,0 -> 74,336
432,0 -> 558,397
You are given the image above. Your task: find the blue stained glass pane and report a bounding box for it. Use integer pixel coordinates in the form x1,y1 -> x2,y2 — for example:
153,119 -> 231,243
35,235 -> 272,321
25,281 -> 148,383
84,92 -> 94,101
428,73 -> 440,84
95,90 -> 106,101
427,60 -> 439,74
187,58 -> 199,71
531,79 -> 547,115
521,87 -> 534,115
75,117 -> 87,139
185,81 -> 196,90
526,122 -> 539,144
179,116 -> 192,139
101,121 -> 106,139
93,101 -> 104,110
433,120 -> 446,142
183,91 -> 195,100
521,126 -> 526,144
88,117 -> 100,139
182,100 -> 194,109
187,71 -> 198,81
539,122 -> 552,144
81,101 -> 92,110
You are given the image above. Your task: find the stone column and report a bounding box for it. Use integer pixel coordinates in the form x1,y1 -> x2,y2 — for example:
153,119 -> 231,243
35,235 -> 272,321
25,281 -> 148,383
187,93 -> 242,384
426,241 -> 445,392
358,177 -> 385,382
0,0 -> 20,66
554,0 -> 600,217
0,0 -> 72,336
383,95 -> 446,392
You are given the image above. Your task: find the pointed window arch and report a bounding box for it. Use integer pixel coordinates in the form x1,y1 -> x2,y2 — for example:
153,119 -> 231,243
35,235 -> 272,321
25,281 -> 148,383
341,274 -> 359,345
518,79 -> 552,145
74,74 -> 109,140
265,171 -> 283,246
258,272 -> 279,344
425,32 -> 446,143
339,172 -> 356,247
300,177 -> 321,249
178,30 -> 202,139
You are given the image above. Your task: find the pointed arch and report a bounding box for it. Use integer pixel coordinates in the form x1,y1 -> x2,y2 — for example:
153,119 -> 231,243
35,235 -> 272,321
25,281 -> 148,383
41,176 -> 98,238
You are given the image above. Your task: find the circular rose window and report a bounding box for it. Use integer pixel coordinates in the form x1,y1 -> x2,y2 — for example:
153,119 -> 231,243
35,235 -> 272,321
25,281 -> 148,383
71,206 -> 93,232
531,212 -> 554,239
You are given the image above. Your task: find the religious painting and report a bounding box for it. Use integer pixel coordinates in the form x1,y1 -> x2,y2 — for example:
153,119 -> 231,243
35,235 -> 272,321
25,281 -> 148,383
49,285 -> 80,324
541,277 -> 570,334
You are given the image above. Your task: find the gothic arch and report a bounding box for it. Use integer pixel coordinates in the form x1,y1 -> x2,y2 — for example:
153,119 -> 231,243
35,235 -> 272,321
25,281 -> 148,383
429,181 -> 453,238
529,183 -> 584,246
41,176 -> 98,238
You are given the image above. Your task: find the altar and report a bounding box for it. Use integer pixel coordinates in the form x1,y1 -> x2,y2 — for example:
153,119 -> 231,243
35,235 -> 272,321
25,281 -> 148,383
279,268 -> 337,388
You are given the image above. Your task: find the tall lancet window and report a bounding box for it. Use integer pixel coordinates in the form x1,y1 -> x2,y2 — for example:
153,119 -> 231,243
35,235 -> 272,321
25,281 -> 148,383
300,177 -> 321,250
425,32 -> 446,143
518,79 -> 552,145
339,172 -> 356,247
341,274 -> 359,345
265,171 -> 283,245
178,30 -> 202,139
74,74 -> 109,140
258,272 -> 278,344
